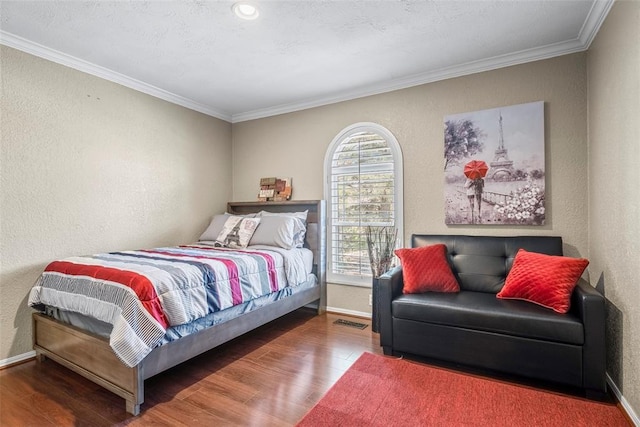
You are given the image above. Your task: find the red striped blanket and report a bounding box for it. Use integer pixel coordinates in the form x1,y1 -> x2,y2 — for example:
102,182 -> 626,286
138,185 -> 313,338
29,245 -> 294,367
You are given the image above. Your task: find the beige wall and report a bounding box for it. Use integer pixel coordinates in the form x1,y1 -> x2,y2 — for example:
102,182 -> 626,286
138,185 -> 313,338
232,53 -> 589,315
0,46 -> 232,362
2,9 -> 637,416
587,0 -> 640,416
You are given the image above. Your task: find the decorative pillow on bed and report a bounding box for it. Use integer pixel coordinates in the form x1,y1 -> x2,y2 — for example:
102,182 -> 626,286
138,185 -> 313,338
259,210 -> 308,248
497,249 -> 589,314
249,215 -> 298,249
395,244 -> 460,294
215,216 -> 261,249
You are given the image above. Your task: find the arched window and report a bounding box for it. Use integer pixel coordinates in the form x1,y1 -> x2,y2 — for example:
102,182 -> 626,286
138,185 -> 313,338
324,123 -> 403,286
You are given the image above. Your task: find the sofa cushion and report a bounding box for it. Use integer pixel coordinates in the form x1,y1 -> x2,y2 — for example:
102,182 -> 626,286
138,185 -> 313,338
395,244 -> 460,294
497,249 -> 589,314
392,291 -> 583,345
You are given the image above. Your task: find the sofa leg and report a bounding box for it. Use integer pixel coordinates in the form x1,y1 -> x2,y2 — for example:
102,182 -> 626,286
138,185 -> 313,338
585,387 -> 609,402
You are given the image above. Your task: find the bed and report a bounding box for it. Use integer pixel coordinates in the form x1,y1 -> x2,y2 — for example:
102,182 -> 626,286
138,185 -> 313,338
29,200 -> 326,415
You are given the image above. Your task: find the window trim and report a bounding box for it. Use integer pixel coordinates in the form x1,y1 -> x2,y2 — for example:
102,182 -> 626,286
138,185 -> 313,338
323,122 -> 404,287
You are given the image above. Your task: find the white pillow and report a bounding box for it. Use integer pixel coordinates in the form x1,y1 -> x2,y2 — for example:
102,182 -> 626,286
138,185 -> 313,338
258,210 -> 308,248
215,216 -> 261,249
249,215 -> 298,249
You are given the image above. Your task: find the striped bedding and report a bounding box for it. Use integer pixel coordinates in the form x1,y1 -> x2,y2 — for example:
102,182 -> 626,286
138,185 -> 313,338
28,244 -> 311,367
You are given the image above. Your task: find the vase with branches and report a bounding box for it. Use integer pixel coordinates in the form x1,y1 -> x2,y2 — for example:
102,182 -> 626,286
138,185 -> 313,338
366,225 -> 398,333
366,225 -> 398,278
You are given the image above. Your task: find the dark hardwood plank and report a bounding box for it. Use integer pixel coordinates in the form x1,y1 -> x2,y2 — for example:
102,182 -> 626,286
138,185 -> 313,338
0,385 -> 58,427
0,310 -> 381,426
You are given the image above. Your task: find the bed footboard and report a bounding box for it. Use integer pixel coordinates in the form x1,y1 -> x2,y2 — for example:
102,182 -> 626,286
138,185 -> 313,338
31,282 -> 320,416
32,313 -> 144,415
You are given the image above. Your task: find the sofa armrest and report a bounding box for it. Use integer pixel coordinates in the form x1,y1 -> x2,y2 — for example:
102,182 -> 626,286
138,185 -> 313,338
378,266 -> 403,352
571,279 -> 607,394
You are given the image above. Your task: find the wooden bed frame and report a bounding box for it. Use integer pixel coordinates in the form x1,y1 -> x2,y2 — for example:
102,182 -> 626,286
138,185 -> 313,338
32,200 -> 326,415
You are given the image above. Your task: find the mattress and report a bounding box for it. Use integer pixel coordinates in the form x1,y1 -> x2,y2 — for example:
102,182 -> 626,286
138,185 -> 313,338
29,244 -> 315,366
45,275 -> 317,345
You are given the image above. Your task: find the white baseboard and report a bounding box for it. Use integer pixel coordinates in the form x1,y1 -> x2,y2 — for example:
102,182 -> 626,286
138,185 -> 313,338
0,351 -> 36,369
326,306 -> 372,319
607,374 -> 639,426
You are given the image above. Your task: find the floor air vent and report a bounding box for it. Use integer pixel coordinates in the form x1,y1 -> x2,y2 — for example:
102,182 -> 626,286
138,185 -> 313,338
333,319 -> 368,330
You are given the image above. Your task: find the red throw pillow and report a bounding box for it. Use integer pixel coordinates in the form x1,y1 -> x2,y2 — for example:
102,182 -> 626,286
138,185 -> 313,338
395,244 -> 460,294
497,249 -> 589,313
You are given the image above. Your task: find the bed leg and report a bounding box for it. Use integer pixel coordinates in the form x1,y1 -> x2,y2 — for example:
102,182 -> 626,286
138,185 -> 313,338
126,400 -> 141,416
316,299 -> 326,315
126,364 -> 144,416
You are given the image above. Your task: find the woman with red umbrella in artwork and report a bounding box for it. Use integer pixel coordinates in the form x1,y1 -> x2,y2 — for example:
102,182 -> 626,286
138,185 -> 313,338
463,160 -> 489,223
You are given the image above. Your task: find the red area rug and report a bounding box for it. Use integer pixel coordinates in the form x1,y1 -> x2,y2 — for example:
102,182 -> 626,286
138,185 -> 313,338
297,352 -> 628,426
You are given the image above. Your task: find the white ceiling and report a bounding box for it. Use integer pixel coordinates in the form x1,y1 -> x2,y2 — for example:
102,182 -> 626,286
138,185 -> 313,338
0,0 -> 613,123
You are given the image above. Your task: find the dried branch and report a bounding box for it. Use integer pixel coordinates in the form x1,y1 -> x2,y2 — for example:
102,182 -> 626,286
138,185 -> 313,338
366,226 -> 398,278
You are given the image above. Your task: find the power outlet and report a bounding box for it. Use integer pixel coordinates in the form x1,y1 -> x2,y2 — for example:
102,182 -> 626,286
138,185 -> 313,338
369,294 -> 372,306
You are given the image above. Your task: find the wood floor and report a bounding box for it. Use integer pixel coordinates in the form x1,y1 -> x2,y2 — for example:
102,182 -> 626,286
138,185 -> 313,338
0,310 -> 382,426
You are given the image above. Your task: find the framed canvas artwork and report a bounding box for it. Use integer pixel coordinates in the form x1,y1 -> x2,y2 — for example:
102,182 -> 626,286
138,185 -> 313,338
443,101 -> 545,225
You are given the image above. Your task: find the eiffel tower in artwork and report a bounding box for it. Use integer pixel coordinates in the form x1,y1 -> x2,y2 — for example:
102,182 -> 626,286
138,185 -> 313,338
489,113 -> 515,180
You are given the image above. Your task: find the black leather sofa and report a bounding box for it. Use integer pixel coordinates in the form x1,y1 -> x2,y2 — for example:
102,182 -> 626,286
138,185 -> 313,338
378,235 -> 607,398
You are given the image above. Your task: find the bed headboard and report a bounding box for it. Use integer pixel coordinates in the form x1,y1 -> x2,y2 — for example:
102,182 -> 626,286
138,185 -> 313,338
226,200 -> 326,304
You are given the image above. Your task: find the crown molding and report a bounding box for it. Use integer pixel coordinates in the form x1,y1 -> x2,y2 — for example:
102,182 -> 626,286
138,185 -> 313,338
232,0 -> 614,123
579,0 -> 616,48
0,31 -> 232,123
232,38 -> 586,122
1,0 -> 613,124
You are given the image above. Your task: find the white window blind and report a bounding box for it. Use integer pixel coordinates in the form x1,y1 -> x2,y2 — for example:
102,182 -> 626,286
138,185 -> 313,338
325,124 -> 403,286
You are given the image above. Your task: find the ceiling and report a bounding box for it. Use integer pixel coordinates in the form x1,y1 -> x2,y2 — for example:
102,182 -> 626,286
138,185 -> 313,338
0,0 -> 613,123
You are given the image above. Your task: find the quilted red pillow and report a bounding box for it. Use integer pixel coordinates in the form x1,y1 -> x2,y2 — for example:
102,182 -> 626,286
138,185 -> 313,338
497,249 -> 589,313
395,244 -> 460,294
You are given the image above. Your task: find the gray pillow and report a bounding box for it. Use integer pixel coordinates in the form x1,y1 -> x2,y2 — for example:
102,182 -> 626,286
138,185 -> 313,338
258,210 -> 308,248
199,212 -> 257,242
249,215 -> 297,249
199,214 -> 230,241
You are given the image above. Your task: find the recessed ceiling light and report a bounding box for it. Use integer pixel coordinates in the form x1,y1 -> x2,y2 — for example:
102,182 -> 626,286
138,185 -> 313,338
232,2 -> 260,20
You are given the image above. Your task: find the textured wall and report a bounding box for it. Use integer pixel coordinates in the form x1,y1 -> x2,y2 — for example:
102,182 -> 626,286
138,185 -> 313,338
0,46 -> 232,362
587,0 -> 640,417
232,53 -> 588,314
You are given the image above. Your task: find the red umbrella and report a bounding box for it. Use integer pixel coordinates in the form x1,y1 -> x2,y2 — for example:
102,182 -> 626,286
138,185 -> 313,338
464,160 -> 489,180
